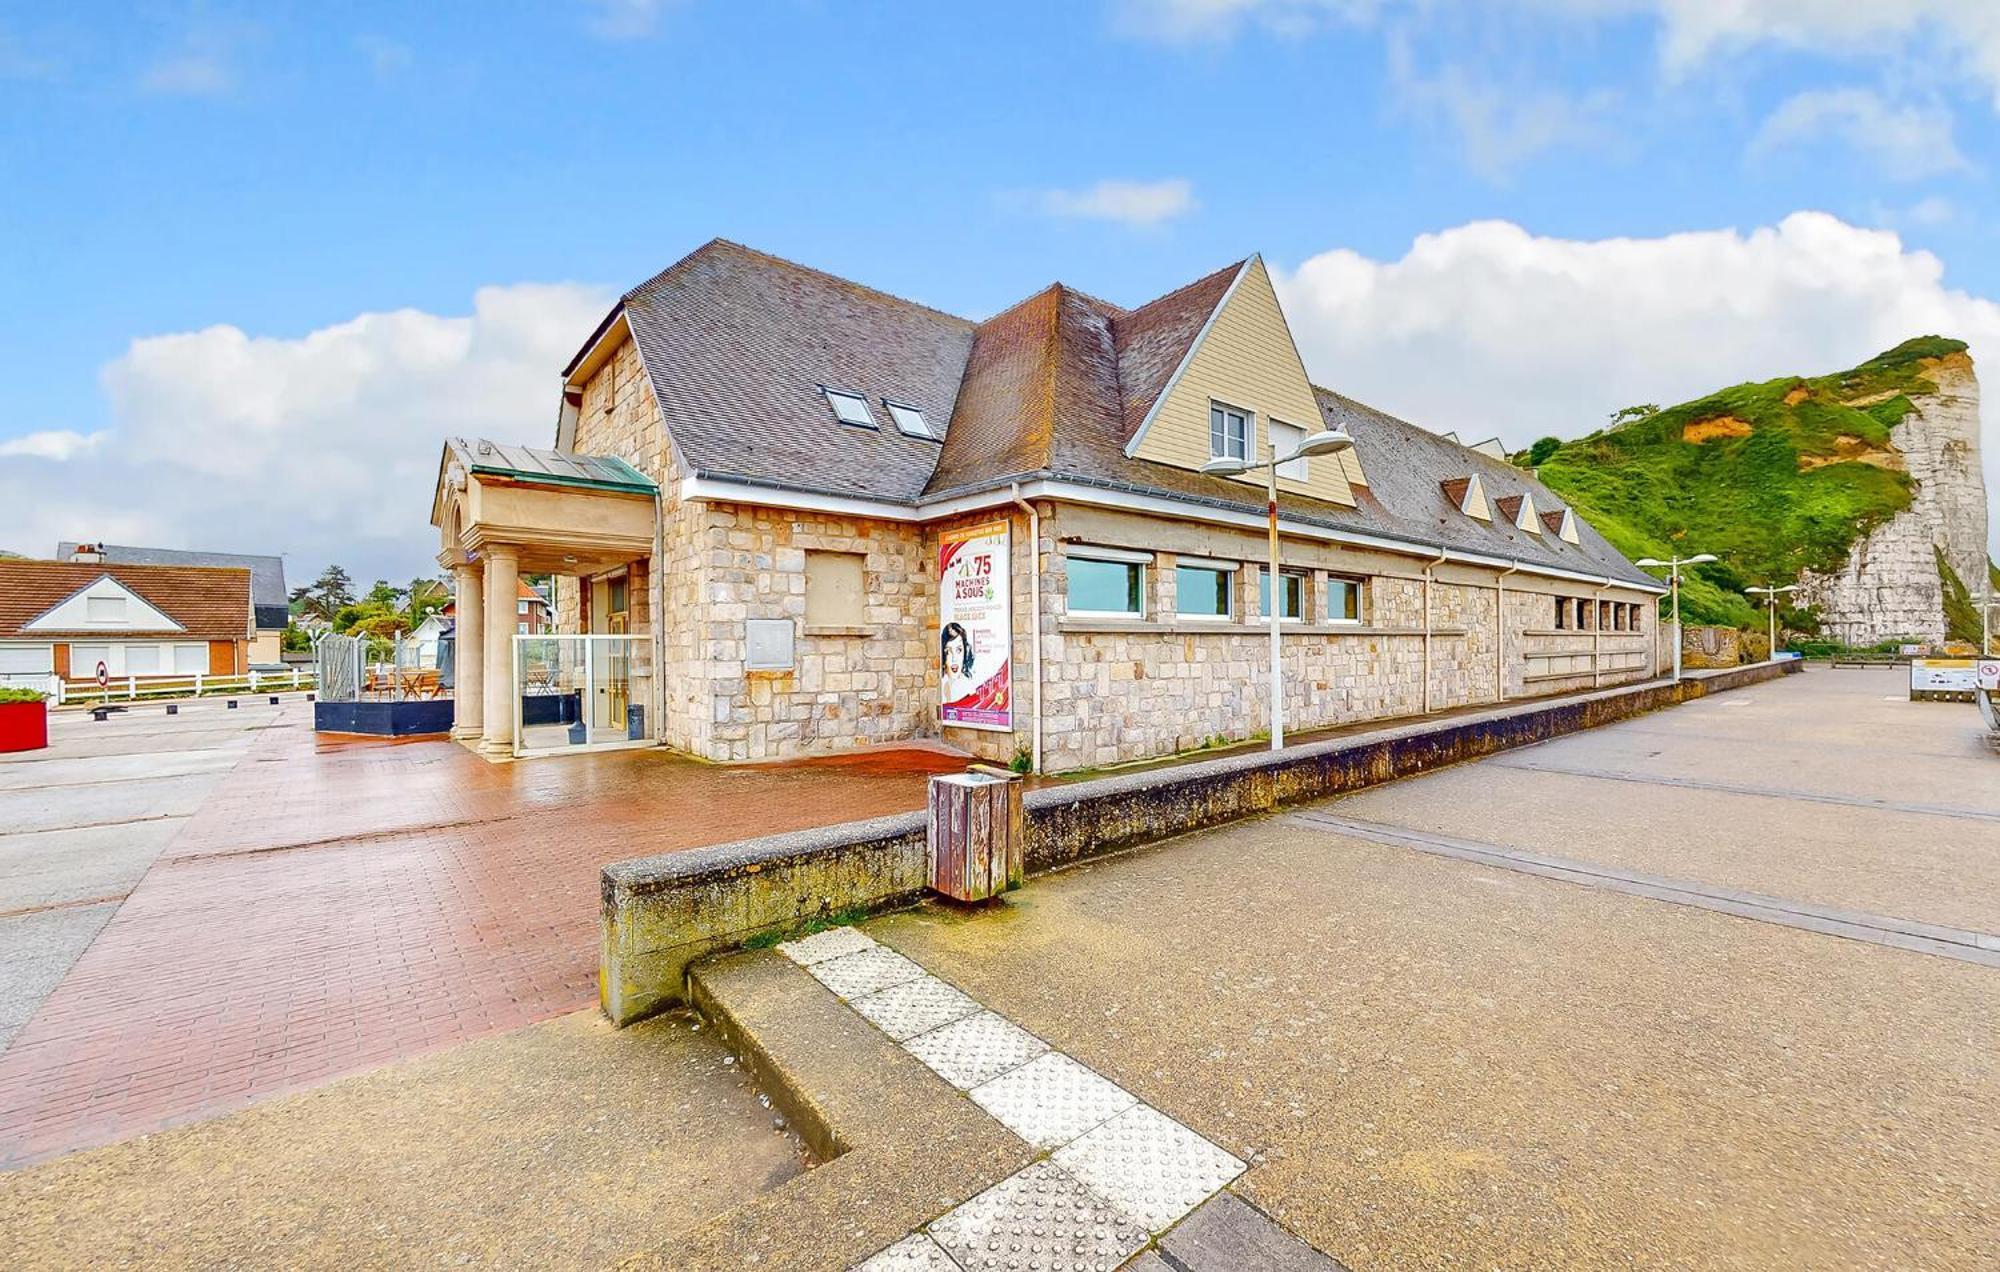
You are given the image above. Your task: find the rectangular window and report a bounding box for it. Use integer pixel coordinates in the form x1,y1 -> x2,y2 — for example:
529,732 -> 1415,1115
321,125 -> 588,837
823,387 -> 878,428
1599,600 -> 1612,630
86,596 -> 126,623
805,550 -> 867,627
1258,568 -> 1307,620
1068,556 -> 1144,616
71,645 -> 111,676
885,402 -> 937,440
517,600 -> 530,615
1554,597 -> 1568,630
1209,403 -> 1249,461
1175,564 -> 1234,619
125,645 -> 161,674
608,576 -> 628,616
1326,575 -> 1363,623
1631,603 -> 1643,632
173,645 -> 206,674
1269,420 -> 1307,481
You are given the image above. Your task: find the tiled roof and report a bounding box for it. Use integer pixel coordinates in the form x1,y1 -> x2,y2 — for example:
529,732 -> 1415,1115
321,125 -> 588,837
55,543 -> 286,627
0,561 -> 253,640
577,241 -> 1656,586
1440,477 -> 1471,508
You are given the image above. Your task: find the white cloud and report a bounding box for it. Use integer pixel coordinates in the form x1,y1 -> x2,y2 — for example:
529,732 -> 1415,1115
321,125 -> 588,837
582,0 -> 671,40
1273,212 -> 2000,555
355,35 -> 412,79
0,283 -> 612,576
0,430 -> 107,461
1751,87 -> 1971,181
139,51 -> 232,97
1036,179 -> 1198,227
1387,34 -> 1618,180
1111,0 -> 1381,42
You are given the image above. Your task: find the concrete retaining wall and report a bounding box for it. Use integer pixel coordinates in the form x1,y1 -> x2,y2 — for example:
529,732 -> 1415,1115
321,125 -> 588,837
601,660 -> 1801,1024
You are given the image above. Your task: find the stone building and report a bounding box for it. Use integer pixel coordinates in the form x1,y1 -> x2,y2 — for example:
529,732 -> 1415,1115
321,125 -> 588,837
430,240 -> 1666,770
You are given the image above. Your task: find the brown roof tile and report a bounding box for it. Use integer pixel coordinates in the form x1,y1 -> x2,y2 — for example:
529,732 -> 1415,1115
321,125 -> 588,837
0,561 -> 252,640
1109,259 -> 1245,444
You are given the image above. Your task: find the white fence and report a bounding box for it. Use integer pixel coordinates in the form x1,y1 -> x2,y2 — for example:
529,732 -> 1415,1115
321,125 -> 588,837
54,667 -> 316,707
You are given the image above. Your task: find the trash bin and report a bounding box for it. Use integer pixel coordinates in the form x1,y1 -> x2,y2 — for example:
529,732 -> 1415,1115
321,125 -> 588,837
926,769 -> 1024,902
626,704 -> 645,741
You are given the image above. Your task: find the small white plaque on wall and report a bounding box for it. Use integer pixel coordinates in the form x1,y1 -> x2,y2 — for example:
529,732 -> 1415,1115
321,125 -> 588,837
745,618 -> 796,671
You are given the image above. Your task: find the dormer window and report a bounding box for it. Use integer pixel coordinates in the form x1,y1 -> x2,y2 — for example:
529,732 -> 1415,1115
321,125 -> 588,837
1209,403 -> 1250,461
885,401 -> 937,440
823,388 -> 877,429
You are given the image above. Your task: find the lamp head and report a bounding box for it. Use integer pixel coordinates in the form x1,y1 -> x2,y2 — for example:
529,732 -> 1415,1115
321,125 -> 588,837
1290,428 -> 1354,458
1686,553 -> 1718,565
1634,558 -> 1663,569
1200,457 -> 1251,477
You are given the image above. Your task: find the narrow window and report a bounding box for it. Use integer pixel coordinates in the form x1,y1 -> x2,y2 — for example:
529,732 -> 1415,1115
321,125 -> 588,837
1209,404 -> 1249,461
1554,597 -> 1568,629
1326,575 -> 1363,623
1258,568 -> 1308,620
1269,420 -> 1308,480
884,402 -> 937,440
805,551 -> 867,628
823,388 -> 878,428
1175,564 -> 1234,619
1068,556 -> 1144,617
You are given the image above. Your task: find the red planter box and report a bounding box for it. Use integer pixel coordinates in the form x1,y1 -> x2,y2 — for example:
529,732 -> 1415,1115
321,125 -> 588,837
0,700 -> 49,753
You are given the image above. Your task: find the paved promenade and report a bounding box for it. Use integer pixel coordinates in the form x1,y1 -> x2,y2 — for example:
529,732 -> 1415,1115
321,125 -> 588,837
853,668 -> 1999,1269
0,703 -> 956,1167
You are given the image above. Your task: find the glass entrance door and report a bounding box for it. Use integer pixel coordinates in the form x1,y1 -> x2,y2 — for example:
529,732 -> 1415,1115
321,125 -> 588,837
513,634 -> 649,757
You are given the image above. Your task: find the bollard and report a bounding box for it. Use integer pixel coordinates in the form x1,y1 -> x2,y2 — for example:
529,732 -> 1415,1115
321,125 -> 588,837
268,696 -> 279,705
227,700 -> 238,710
166,704 -> 178,715
926,769 -> 1025,902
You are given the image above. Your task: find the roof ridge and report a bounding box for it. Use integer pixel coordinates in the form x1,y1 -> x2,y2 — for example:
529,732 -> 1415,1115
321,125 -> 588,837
633,238 -> 977,328
1115,255 -> 1251,326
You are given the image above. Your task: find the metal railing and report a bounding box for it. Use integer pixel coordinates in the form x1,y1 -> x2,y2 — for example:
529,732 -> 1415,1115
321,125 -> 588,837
316,634 -> 445,703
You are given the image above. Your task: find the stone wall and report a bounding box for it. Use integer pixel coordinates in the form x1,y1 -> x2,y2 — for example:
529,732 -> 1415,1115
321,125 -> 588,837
1798,353 -> 1989,645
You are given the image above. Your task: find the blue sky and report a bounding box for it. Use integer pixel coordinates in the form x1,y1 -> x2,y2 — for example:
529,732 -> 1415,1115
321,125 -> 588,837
3,1 -> 1996,578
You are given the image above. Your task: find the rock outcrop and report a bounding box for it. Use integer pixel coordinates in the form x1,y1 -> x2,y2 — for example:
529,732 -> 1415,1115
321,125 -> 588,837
1795,351 -> 1989,645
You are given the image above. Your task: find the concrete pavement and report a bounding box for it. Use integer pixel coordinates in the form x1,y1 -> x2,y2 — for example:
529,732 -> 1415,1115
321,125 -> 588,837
847,668 -> 1998,1268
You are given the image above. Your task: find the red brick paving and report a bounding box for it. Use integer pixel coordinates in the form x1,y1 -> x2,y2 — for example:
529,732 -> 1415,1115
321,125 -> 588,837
0,709 -> 961,1167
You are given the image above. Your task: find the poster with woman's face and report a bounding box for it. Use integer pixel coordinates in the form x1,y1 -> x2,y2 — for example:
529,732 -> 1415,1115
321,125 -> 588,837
938,520 -> 1011,731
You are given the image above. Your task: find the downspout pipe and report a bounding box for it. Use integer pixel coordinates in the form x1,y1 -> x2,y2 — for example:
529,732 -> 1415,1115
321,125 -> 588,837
1009,483 -> 1043,775
1494,562 -> 1521,703
1421,548 -> 1448,715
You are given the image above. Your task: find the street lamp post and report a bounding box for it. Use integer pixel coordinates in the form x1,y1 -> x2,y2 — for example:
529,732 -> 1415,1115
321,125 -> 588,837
1201,426 -> 1356,750
1745,584 -> 1798,662
1634,552 -> 1717,683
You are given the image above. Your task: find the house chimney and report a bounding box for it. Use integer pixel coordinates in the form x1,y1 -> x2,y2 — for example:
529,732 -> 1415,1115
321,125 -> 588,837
69,543 -> 101,564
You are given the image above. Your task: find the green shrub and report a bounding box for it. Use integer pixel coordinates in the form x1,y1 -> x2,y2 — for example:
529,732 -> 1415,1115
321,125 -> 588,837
0,687 -> 48,705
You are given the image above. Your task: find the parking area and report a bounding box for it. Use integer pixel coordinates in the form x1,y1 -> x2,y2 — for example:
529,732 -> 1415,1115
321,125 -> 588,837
868,668 -> 2000,1268
0,702 -> 958,1167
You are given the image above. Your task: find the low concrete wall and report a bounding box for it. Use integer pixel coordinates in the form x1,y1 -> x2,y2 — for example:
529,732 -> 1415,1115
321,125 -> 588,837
313,699 -> 454,737
601,660 -> 1800,1024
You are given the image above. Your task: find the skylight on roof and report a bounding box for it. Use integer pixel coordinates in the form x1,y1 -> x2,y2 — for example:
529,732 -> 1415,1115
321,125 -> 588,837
885,402 -> 937,440
824,388 -> 877,428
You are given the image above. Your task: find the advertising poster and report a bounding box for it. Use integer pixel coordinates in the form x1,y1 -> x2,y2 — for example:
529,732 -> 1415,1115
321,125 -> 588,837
938,520 -> 1012,731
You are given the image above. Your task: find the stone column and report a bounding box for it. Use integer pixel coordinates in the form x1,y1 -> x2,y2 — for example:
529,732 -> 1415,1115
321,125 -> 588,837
481,546 -> 519,756
453,562 -> 484,741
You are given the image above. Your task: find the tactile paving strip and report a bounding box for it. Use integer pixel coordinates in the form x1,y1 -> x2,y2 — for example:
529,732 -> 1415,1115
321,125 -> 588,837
1052,1104 -> 1246,1231
808,946 -> 929,1000
969,1052 -> 1138,1150
852,1232 -> 960,1271
903,1011 -> 1048,1090
926,1159 -> 1147,1271
778,925 -> 879,966
851,975 -> 983,1042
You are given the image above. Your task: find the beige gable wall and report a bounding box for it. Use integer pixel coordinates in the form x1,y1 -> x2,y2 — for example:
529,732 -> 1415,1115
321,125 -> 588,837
1129,256 -> 1367,503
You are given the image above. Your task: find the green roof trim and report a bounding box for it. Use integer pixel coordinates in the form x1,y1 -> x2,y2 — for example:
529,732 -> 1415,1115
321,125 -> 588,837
451,438 -> 658,496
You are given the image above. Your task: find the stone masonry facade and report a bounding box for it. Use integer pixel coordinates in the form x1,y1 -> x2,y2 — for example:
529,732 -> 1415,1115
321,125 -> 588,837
558,336 -> 1663,771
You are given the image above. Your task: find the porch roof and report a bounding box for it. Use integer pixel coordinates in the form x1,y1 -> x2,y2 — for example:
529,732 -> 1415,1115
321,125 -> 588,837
448,438 -> 656,497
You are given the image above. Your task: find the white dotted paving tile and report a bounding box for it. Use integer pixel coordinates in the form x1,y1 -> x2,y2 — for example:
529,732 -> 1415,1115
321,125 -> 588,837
779,925 -> 878,966
808,945 -> 928,1000
926,1159 -> 1147,1271
851,974 -> 983,1042
851,1232 -> 960,1271
969,1052 -> 1138,1150
1051,1104 -> 1246,1232
903,1011 -> 1049,1090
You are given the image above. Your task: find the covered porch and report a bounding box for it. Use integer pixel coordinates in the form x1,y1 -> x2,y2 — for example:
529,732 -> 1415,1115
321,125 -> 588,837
431,438 -> 659,757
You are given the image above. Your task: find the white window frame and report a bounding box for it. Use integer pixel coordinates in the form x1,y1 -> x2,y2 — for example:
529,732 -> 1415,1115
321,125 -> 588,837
822,387 -> 878,429
884,401 -> 937,440
1065,545 -> 1151,619
173,644 -> 207,674
1260,566 -> 1309,622
1209,401 -> 1251,462
1325,574 -> 1365,625
1269,420 -> 1308,481
1173,558 -> 1239,622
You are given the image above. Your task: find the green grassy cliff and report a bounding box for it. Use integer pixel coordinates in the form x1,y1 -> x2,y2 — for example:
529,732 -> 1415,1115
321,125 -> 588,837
1523,337 -> 1966,630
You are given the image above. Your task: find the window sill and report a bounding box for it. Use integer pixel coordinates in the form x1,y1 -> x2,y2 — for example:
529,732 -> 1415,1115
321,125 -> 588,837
803,624 -> 873,638
1523,629 -> 1647,638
